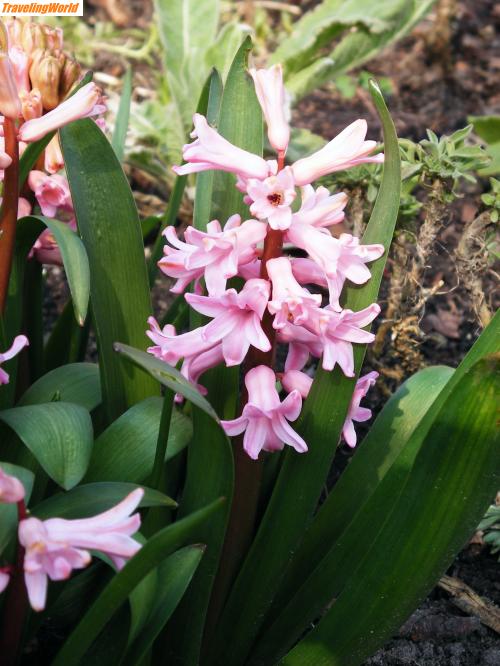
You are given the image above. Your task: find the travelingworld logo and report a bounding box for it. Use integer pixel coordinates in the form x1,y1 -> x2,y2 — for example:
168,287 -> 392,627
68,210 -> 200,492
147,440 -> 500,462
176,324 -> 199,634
1,1 -> 83,15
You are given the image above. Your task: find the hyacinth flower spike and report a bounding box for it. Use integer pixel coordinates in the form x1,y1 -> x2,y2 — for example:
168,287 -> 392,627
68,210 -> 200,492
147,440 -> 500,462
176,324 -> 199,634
0,335 -> 29,384
18,488 -> 144,611
221,365 -> 307,460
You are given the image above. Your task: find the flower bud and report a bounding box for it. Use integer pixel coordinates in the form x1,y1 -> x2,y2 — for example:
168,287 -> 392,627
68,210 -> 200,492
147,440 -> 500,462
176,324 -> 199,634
0,22 -> 21,119
20,89 -> 43,121
59,56 -> 81,98
21,21 -> 46,54
42,25 -> 63,52
30,53 -> 62,111
5,17 -> 23,48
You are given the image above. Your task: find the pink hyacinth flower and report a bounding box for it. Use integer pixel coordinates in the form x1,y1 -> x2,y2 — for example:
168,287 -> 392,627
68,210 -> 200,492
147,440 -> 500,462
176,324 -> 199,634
291,119 -> 384,186
221,365 -> 307,460
246,166 -> 296,230
186,278 -> 271,366
19,488 -> 143,611
280,369 -> 313,399
343,371 -> 378,447
28,170 -> 72,217
146,317 -> 214,365
160,215 -> 266,295
173,113 -> 270,181
0,335 -> 29,384
18,82 -> 106,143
267,257 -> 321,329
0,465 -> 25,503
292,185 -> 348,228
0,149 -> 11,169
0,54 -> 21,119
249,64 -> 290,154
0,571 -> 9,594
286,225 -> 384,310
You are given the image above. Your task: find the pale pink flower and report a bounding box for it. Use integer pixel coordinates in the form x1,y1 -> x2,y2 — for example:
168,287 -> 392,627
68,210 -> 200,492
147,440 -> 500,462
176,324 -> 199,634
280,369 -> 313,399
159,215 -> 267,295
249,64 -> 290,154
8,46 -> 29,93
0,335 -> 29,384
266,257 -> 321,329
0,150 -> 11,169
45,134 -> 64,174
279,304 -> 380,377
146,317 -> 213,365
28,170 -> 72,217
0,196 -> 31,218
221,365 -> 307,460
291,119 -> 384,186
0,571 -> 9,594
286,226 -> 384,310
292,185 -> 347,227
0,466 -> 25,503
342,371 -> 378,447
18,82 -> 106,143
179,343 -> 225,397
173,113 -> 270,180
30,221 -> 77,265
19,488 -> 143,611
186,278 -> 271,366
0,54 -> 21,119
246,166 -> 296,230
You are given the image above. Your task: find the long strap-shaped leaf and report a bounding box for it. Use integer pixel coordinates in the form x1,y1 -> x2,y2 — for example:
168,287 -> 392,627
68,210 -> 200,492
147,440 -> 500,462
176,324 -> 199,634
164,39 -> 262,665
209,80 -> 400,666
51,498 -> 225,666
283,352 -> 500,665
61,119 -> 159,423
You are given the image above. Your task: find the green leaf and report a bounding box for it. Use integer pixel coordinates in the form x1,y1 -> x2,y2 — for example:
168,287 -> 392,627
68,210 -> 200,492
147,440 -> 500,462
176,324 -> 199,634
18,363 -> 101,411
251,366 -> 453,663
113,343 -> 219,421
44,299 -> 91,372
33,482 -> 176,519
51,498 -> 225,666
84,397 -> 192,483
20,215 -> 90,326
112,68 -> 132,162
0,402 -> 93,490
0,462 -> 34,554
468,114 -> 500,144
209,80 -> 400,666
60,119 -> 159,423
122,546 -> 204,666
283,354 -> 500,665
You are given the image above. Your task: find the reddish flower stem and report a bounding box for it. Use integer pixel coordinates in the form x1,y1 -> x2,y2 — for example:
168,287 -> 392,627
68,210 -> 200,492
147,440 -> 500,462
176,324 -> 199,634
206,150 -> 286,636
0,118 -> 19,314
0,500 -> 28,666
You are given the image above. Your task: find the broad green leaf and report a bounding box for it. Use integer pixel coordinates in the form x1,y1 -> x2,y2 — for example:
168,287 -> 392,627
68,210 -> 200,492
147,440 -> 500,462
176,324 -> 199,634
154,0 -> 219,130
164,38 -> 262,665
251,366 -> 453,662
0,402 -> 93,490
33,482 -> 176,519
113,343 -> 219,421
468,114 -> 500,144
112,68 -> 132,162
60,119 -> 159,423
0,462 -> 34,554
284,354 -> 500,665
122,546 -> 204,665
19,363 -> 101,411
209,80 -> 400,666
84,397 -> 192,483
20,215 -> 90,326
51,498 -> 225,666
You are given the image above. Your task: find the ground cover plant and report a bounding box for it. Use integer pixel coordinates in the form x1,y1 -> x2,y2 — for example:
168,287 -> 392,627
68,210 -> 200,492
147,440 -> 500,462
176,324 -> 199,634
0,3 -> 498,665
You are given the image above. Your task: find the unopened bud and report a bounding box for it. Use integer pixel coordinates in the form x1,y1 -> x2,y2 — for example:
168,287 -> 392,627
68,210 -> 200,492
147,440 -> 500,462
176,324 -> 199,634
45,134 -> 64,174
42,25 -> 63,52
21,22 -> 46,54
0,23 -> 21,119
4,17 -> 23,49
20,89 -> 43,121
60,57 -> 81,98
0,19 -> 8,52
30,53 -> 62,110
